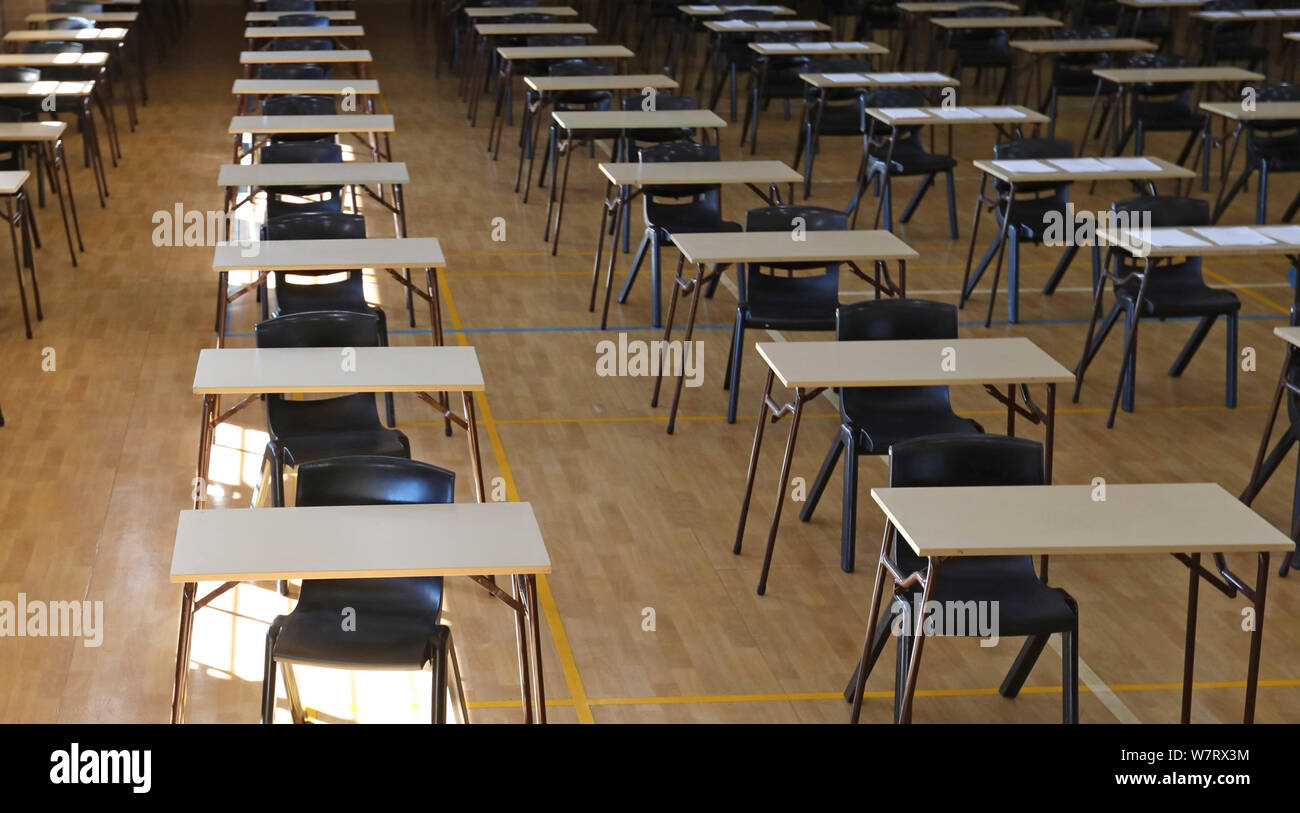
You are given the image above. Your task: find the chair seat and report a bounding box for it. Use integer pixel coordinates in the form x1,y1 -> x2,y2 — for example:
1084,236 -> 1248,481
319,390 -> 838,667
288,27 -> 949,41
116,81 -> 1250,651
554,90 -> 612,108
997,194 -> 1070,237
1132,101 -> 1202,132
869,146 -> 956,177
741,290 -> 836,329
816,103 -> 866,135
852,410 -> 983,453
274,601 -> 441,668
1249,138 -> 1300,172
649,204 -> 741,240
1116,272 -> 1242,318
901,556 -> 1077,637
275,427 -> 409,466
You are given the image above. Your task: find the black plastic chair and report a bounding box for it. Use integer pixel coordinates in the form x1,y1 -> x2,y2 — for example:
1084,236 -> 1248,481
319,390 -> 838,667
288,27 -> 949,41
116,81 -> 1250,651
254,311 -> 410,508
267,0 -> 316,10
48,3 -> 103,12
1200,0 -> 1267,70
1074,196 -> 1240,424
945,6 -> 1014,97
261,456 -> 468,724
547,59 -> 615,112
269,37 -> 334,52
1044,27 -> 1114,140
861,88 -> 959,239
739,36 -> 820,154
262,93 -> 336,144
963,138 -> 1077,325
259,140 -> 344,220
1114,54 -> 1206,167
257,63 -> 329,81
617,142 -> 742,328
1213,83 -> 1300,223
706,8 -> 776,122
799,300 -> 984,572
847,434 -> 1079,724
723,206 -> 846,424
794,84 -> 868,200
276,14 -> 330,27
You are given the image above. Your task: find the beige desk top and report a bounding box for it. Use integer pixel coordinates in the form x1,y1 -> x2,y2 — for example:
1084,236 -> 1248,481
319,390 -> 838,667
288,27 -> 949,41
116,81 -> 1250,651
599,159 -> 801,186
1010,37 -> 1159,53
232,78 -> 380,95
872,483 -> 1295,557
704,19 -> 831,32
973,155 -> 1194,183
750,40 -> 890,55
552,109 -> 726,129
929,15 -> 1062,29
0,122 -> 67,142
0,53 -> 108,68
673,229 -> 917,266
1288,32 -> 1300,41
1194,8 -> 1300,21
867,104 -> 1049,125
464,6 -> 579,17
1274,326 -> 1300,349
679,5 -> 797,16
228,113 -> 394,134
801,71 -> 958,88
1118,0 -> 1207,6
756,336 -> 1071,389
25,12 -> 138,24
4,29 -> 128,42
170,501 -> 551,583
474,22 -> 597,35
239,49 -> 372,64
1200,101 -> 1300,121
0,81 -> 94,98
1094,66 -> 1264,83
246,10 -> 358,21
217,161 -> 410,187
244,25 -> 365,37
213,237 -> 444,271
193,346 -> 483,395
897,2 -> 1020,12
497,44 -> 634,60
1099,224 -> 1300,258
524,73 -> 678,92
0,171 -> 30,196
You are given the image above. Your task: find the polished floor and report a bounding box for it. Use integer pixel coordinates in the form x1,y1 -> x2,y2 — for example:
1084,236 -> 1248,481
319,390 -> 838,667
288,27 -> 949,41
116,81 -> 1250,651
0,0 -> 1298,723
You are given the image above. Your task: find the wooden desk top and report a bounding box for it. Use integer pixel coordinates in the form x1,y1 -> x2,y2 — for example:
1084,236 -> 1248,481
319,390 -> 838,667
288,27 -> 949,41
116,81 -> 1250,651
244,26 -> 365,37
1010,37 -> 1159,53
217,161 -> 410,187
929,15 -> 1062,29
0,171 -> 30,196
193,346 -> 483,395
973,155 -> 1194,183
497,44 -> 634,60
750,40 -> 890,55
0,81 -> 94,98
1200,101 -> 1300,121
872,483 -> 1295,557
464,6 -> 579,17
1094,66 -> 1264,83
1194,8 -> 1300,21
524,73 -> 678,92
672,229 -> 917,266
897,2 -> 1020,12
170,501 -> 551,583
4,28 -> 128,42
679,5 -> 797,16
474,22 -> 597,36
25,12 -> 138,24
1118,0 -> 1207,7
1287,32 -> 1300,41
1274,326 -> 1300,349
0,53 -> 108,68
867,104 -> 1049,125
239,49 -> 372,64
1099,224 -> 1300,257
704,18 -> 831,31
756,336 -> 1071,389
213,237 -> 444,271
228,113 -> 394,134
232,78 -> 380,95
246,10 -> 357,21
0,122 -> 67,142
599,159 -> 801,186
801,71 -> 958,88
551,108 -> 726,129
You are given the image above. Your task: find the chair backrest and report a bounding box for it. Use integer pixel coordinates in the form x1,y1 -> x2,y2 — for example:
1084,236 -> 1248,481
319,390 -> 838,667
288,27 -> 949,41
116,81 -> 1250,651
261,140 -> 343,165
993,137 -> 1074,195
263,93 -> 336,116
745,204 -> 848,273
500,12 -> 556,24
1111,195 -> 1209,276
638,141 -> 720,204
267,0 -> 316,11
525,33 -> 586,47
46,16 -> 95,30
269,37 -> 334,51
887,434 -> 1044,573
255,309 -> 381,349
622,93 -> 698,112
1052,26 -> 1113,70
1128,52 -> 1196,98
0,68 -> 41,84
1248,83 -> 1300,139
263,211 -> 366,241
549,59 -> 614,78
258,64 -> 329,80
721,8 -> 775,20
951,6 -> 1011,48
277,13 -> 330,26
49,2 -> 103,12
295,456 -> 456,509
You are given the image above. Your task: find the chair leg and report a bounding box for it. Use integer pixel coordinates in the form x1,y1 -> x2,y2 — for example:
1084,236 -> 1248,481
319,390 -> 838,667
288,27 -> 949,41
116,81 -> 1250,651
1257,162 -> 1269,224
963,228 -> 1003,303
840,432 -> 859,573
260,621 -> 283,724
618,230 -> 652,305
1215,166 -> 1253,223
999,633 -> 1050,698
282,662 -> 305,724
1062,622 -> 1079,723
1042,242 -> 1081,295
898,173 -> 934,224
799,428 -> 845,523
893,612 -> 913,723
448,632 -> 470,724
944,169 -> 958,239
1120,308 -> 1139,414
429,627 -> 449,724
1074,302 -> 1124,399
1226,311 -> 1238,408
649,232 -> 664,328
1170,315 -> 1215,377
841,611 -> 895,702
726,317 -> 745,424
882,177 -> 894,232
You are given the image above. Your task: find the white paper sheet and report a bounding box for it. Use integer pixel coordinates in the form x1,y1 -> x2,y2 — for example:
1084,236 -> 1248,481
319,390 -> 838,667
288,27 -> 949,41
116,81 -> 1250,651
1193,227 -> 1279,246
878,107 -> 930,119
977,106 -> 1027,118
754,20 -> 793,27
1241,9 -> 1278,16
933,106 -> 984,119
991,159 -> 1057,173
1048,158 -> 1115,173
714,19 -> 750,27
761,41 -> 797,49
829,42 -> 868,48
1199,10 -> 1237,18
1132,228 -> 1211,248
686,5 -> 723,11
913,72 -> 956,82
865,72 -> 916,83
823,73 -> 867,82
1257,225 -> 1300,244
800,41 -> 833,49
1101,157 -> 1162,172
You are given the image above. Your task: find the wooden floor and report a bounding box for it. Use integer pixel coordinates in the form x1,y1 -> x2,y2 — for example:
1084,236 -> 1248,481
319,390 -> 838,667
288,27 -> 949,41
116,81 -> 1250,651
1,0 -> 1299,723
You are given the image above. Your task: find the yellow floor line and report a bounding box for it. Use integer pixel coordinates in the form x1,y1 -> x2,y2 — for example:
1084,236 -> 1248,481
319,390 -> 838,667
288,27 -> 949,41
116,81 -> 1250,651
435,273 -> 596,724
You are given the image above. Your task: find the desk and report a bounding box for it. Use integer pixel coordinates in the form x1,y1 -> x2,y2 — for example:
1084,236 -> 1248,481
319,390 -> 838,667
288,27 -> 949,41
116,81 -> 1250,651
0,170 -> 38,339
463,23 -> 601,125
930,15 -> 1063,90
1117,0 -> 1207,45
232,78 -> 381,115
25,12 -> 139,25
592,160 -> 802,327
1199,101 -> 1300,223
245,10 -> 358,22
1241,325 -> 1300,577
895,2 -> 1022,70
0,122 -> 82,266
477,45 -> 636,130
239,49 -> 373,79
851,482 -> 1293,723
244,25 -> 366,51
227,113 -> 394,164
699,19 -> 833,109
170,499 -> 550,724
735,336 -> 1071,595
1008,38 -> 1157,116
218,161 -> 410,242
544,108 -> 725,255
4,27 -> 145,108
0,81 -> 110,205
661,230 -> 917,434
1080,224 -> 1300,426
513,73 -> 679,193
463,5 -> 579,17
666,6 -> 798,80
962,155 -> 1195,325
211,237 -> 446,349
